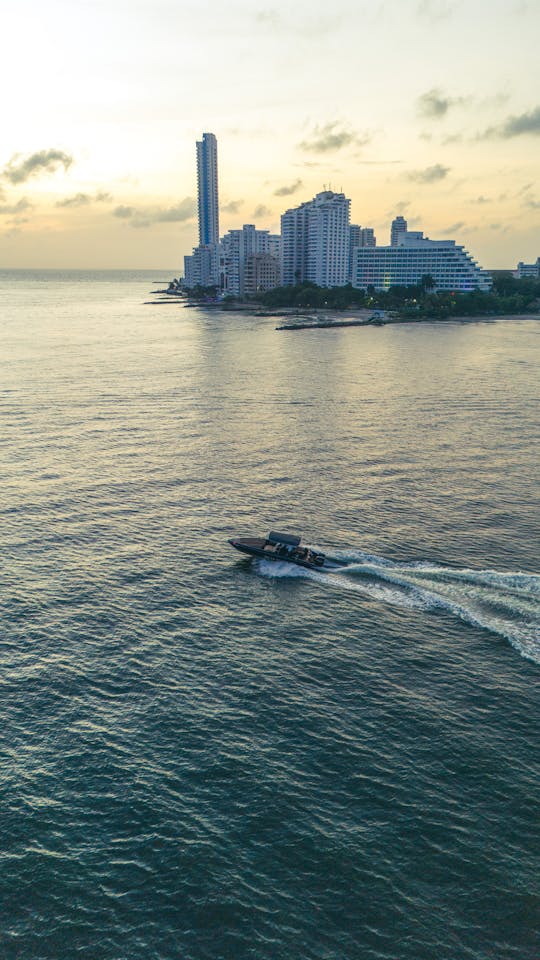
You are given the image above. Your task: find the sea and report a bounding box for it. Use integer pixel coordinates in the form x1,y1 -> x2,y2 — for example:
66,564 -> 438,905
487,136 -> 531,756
1,269 -> 539,960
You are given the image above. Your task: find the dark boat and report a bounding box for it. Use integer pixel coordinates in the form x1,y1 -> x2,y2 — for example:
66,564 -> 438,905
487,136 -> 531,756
228,531 -> 338,572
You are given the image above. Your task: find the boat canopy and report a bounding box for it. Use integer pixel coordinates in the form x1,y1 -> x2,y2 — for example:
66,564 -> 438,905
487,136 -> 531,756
268,531 -> 301,547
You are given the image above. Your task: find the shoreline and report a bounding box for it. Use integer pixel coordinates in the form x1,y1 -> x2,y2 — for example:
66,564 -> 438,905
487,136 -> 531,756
152,292 -> 540,327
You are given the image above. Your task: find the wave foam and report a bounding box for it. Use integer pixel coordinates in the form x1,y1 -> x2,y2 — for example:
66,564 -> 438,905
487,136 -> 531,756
255,551 -> 540,664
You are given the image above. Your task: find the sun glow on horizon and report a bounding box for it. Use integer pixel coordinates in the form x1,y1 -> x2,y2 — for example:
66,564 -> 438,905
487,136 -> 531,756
1,0 -> 539,269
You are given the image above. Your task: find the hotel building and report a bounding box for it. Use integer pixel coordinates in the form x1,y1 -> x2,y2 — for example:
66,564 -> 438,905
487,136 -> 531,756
351,230 -> 492,292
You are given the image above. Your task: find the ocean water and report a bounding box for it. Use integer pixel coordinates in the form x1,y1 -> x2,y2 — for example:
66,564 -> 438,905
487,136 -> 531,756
1,269 -> 539,960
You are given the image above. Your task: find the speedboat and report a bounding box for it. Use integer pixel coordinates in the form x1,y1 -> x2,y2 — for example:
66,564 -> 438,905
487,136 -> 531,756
228,531 -> 337,572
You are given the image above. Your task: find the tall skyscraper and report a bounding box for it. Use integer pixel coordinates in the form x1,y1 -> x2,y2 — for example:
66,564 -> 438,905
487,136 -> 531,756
196,132 -> 219,247
184,132 -> 220,288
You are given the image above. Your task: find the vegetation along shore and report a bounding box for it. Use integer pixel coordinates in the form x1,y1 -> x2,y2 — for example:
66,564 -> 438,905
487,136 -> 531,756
170,272 -> 540,322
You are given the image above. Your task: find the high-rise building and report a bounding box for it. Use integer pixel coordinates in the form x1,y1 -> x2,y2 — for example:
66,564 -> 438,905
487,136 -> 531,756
281,203 -> 309,286
184,132 -> 220,288
350,225 -> 376,249
359,228 -> 376,247
390,215 -> 408,247
281,190 -> 351,288
219,224 -> 278,296
351,229 -> 492,292
184,245 -> 219,289
196,132 -> 219,247
268,234 -> 281,261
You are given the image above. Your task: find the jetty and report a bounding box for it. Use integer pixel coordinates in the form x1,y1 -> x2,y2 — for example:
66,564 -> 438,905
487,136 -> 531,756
276,313 -> 387,331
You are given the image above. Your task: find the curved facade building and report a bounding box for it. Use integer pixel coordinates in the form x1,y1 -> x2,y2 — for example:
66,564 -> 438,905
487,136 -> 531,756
352,233 -> 492,292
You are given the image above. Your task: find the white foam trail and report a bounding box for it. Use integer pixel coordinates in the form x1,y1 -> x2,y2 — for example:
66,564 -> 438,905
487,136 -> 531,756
255,552 -> 540,665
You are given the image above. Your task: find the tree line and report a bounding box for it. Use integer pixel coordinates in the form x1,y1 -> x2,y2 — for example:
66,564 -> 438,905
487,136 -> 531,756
255,273 -> 540,318
182,273 -> 540,318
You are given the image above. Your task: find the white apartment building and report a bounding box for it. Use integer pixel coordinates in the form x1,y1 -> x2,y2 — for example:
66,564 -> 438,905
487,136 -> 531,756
281,191 -> 351,288
281,204 -> 309,286
219,224 -> 278,296
352,231 -> 492,292
184,244 -> 218,289
268,234 -> 281,261
391,216 -> 408,246
350,224 -> 376,248
514,258 -> 540,279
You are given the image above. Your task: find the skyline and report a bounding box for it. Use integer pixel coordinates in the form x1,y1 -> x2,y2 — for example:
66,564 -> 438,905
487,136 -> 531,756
1,0 -> 539,269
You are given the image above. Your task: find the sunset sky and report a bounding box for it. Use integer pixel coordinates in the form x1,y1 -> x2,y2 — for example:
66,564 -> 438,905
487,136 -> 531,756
2,0 -> 539,269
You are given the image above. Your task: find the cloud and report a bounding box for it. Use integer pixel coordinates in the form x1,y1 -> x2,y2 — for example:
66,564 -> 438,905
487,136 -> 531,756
56,191 -> 112,208
472,195 -> 490,204
152,199 -> 197,222
2,149 -> 73,184
113,197 -> 196,228
358,159 -> 403,165
417,88 -> 467,119
254,8 -> 280,27
299,122 -> 369,154
221,199 -> 243,214
417,0 -> 457,21
441,221 -> 464,233
389,200 -> 411,216
481,105 -> 540,139
0,197 -> 33,215
113,205 -> 135,219
274,179 -> 303,197
524,197 -> 540,209
407,163 -> 450,183
498,105 -> 540,136
253,204 -> 271,218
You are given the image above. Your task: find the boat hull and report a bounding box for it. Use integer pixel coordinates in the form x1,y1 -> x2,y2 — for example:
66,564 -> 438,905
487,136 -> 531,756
228,538 -> 333,572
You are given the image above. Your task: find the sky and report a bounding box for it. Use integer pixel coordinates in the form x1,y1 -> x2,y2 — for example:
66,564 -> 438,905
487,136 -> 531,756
1,0 -> 539,270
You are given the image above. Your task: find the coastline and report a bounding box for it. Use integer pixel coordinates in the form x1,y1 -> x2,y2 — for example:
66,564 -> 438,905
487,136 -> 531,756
152,291 -> 540,327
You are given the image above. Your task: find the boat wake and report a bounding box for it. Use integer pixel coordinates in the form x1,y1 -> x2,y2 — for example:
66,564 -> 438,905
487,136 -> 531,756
256,550 -> 540,664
